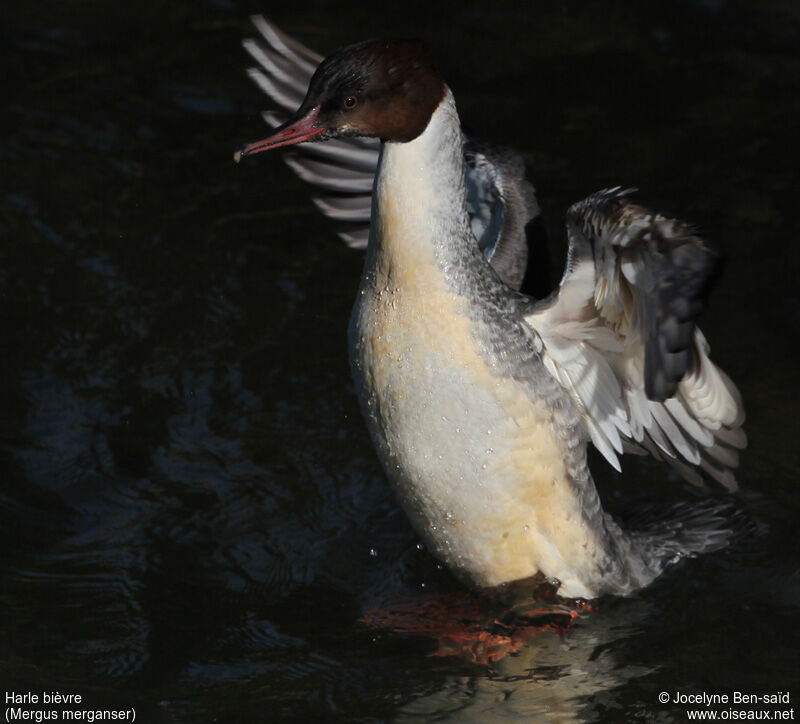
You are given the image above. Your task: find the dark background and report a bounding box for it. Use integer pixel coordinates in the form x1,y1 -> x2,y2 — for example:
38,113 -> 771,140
2,1 -> 799,721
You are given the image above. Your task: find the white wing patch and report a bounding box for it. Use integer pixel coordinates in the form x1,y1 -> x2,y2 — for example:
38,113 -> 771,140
529,256 -> 631,471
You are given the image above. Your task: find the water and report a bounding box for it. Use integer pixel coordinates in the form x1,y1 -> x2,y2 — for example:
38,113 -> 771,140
2,1 -> 799,721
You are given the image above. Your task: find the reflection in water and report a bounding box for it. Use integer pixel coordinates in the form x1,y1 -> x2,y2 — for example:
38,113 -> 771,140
395,606 -> 648,723
1,0 -> 798,720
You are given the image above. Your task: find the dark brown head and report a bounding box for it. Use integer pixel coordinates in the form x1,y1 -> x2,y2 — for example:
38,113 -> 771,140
235,39 -> 446,160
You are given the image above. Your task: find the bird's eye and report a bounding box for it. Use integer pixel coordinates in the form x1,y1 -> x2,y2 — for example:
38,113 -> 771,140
343,95 -> 358,109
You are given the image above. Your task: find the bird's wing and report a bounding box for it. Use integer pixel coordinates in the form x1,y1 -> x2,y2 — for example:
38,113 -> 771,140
524,188 -> 745,489
464,139 -> 540,290
242,16 -> 539,289
243,16 -> 378,249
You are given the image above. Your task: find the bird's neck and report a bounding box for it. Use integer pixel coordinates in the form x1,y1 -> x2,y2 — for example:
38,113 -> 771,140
365,89 -> 476,285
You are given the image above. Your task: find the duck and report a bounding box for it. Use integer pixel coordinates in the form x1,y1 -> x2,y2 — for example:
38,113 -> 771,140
234,17 -> 746,599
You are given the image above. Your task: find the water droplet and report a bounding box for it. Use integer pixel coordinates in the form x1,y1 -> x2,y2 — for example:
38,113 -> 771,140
446,510 -> 454,521
416,542 -> 424,551
486,447 -> 494,455
369,548 -> 378,557
523,524 -> 530,532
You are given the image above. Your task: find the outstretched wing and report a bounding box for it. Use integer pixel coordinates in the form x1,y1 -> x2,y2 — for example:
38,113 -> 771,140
525,188 -> 745,489
242,17 -> 539,289
243,16 -> 378,248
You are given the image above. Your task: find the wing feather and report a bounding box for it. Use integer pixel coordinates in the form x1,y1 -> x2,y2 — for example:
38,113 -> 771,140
525,188 -> 745,488
249,15 -> 322,73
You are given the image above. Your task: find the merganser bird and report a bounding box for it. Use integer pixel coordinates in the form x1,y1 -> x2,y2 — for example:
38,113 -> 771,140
235,18 -> 746,599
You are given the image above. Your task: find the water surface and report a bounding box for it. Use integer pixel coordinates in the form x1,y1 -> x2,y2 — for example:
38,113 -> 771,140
2,1 -> 799,721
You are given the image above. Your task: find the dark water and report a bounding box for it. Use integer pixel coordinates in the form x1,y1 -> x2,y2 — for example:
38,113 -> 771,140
2,1 -> 799,721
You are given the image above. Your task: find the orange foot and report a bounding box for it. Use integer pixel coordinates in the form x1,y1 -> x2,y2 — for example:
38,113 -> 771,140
360,579 -> 596,664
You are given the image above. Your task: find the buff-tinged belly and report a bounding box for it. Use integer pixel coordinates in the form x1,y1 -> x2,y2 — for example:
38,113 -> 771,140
349,270 -> 607,598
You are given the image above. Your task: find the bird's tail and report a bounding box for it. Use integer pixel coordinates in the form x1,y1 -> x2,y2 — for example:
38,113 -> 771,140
623,498 -> 757,572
